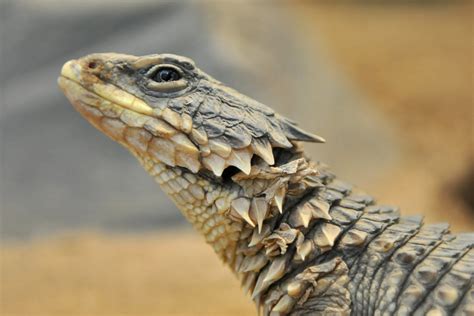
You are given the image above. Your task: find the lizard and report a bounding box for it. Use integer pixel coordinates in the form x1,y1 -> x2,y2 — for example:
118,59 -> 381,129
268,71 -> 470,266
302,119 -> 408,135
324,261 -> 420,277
58,53 -> 473,316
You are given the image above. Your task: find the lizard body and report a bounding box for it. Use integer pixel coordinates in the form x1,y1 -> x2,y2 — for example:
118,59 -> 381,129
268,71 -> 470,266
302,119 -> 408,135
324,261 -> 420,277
58,53 -> 474,315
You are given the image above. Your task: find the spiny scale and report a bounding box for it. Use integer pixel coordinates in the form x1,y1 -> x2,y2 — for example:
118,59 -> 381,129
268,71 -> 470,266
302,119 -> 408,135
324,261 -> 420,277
231,197 -> 254,227
250,197 -> 268,233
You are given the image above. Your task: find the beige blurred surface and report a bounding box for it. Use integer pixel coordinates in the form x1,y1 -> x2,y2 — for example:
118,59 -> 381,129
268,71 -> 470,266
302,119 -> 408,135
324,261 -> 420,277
1,231 -> 254,316
1,3 -> 473,316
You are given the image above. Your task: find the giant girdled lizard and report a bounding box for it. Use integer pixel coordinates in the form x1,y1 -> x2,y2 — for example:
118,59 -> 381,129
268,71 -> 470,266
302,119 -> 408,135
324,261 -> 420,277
58,53 -> 473,315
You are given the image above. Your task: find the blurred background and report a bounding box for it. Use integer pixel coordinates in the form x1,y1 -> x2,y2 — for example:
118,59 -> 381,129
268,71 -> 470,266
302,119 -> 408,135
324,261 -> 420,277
1,0 -> 472,315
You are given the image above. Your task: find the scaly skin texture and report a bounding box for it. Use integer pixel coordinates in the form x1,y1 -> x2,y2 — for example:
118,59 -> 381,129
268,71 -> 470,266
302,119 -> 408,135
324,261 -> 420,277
58,53 -> 474,316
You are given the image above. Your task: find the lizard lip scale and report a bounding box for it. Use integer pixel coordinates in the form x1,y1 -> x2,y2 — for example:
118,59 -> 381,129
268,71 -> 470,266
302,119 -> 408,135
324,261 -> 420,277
59,59 -> 154,116
58,53 -> 474,316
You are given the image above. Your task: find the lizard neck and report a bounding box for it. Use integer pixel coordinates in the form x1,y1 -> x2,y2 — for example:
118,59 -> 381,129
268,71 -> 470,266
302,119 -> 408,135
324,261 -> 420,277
138,154 -> 243,265
137,147 -> 353,314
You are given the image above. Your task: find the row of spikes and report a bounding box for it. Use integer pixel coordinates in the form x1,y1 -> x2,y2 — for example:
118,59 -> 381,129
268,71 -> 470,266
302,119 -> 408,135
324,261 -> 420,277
234,190 -> 344,308
226,158 -> 323,233
91,99 -> 275,176
235,219 -> 342,287
237,256 -> 347,314
259,257 -> 349,315
113,104 -> 278,176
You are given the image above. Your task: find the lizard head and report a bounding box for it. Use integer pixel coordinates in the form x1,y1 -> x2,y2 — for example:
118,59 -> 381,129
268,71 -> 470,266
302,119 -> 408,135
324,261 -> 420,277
58,53 -> 325,263
58,52 -> 324,176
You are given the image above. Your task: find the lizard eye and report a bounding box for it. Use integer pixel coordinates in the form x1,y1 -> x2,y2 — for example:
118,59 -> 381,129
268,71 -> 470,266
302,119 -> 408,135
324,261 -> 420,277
143,64 -> 190,94
152,66 -> 181,82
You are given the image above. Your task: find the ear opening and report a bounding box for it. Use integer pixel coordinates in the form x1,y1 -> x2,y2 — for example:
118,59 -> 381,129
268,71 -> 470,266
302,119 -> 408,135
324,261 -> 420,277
221,166 -> 241,183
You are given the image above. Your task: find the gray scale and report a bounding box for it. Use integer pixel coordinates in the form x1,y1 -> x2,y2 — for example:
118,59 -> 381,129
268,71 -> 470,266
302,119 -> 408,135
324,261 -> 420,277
394,234 -> 474,315
417,248 -> 473,315
375,223 -> 450,314
454,281 -> 474,316
340,213 -> 396,268
348,217 -> 423,315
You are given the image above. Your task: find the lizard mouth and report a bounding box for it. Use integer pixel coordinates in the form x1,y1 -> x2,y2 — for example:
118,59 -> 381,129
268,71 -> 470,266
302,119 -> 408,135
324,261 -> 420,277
58,59 -> 154,116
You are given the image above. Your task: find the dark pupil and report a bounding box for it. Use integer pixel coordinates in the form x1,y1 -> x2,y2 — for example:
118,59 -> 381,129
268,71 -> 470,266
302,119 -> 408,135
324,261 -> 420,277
154,68 -> 180,82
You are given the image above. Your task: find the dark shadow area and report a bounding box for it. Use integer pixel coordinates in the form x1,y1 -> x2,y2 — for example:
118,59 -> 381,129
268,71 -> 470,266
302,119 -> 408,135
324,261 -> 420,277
456,166 -> 474,212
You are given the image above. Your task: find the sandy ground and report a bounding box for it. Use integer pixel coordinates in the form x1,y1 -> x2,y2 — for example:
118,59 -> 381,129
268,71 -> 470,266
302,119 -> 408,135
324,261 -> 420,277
1,3 -> 473,316
1,231 -> 254,316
